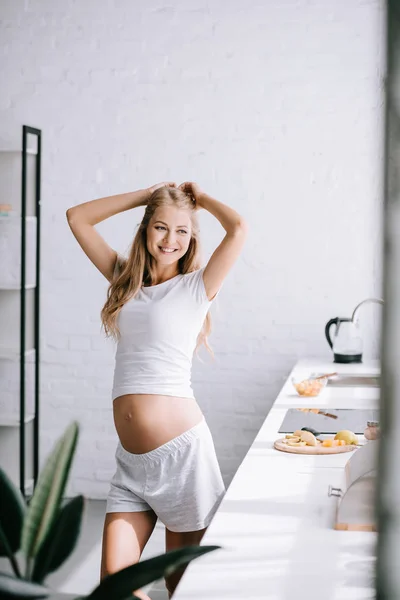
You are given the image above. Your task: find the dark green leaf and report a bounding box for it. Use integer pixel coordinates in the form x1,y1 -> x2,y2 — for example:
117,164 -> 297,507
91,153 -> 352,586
32,496 -> 85,583
86,545 -> 220,600
21,422 -> 79,559
0,571 -> 49,598
0,469 -> 26,555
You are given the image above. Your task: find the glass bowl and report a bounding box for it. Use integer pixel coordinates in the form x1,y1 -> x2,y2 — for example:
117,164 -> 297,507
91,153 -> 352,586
291,373 -> 328,397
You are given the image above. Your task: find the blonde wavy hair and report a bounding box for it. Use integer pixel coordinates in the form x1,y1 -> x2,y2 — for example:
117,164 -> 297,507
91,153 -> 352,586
100,186 -> 213,357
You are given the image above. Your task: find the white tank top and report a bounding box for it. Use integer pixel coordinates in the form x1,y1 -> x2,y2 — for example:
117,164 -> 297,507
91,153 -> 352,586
111,257 -> 219,401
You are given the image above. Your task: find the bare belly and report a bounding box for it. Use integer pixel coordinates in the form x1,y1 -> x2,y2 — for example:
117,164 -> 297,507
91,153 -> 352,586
113,394 -> 204,454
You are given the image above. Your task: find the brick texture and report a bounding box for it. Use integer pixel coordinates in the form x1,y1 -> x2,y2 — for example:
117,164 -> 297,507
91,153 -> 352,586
0,0 -> 384,497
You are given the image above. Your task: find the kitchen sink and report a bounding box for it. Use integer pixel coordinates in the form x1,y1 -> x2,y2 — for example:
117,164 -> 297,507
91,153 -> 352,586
326,374 -> 380,388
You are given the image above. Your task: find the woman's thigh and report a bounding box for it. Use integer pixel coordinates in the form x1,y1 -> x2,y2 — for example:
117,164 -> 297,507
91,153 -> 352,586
100,509 -> 158,579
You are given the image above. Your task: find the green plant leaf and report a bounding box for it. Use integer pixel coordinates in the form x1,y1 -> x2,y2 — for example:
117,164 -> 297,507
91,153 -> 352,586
0,469 -> 26,555
85,545 -> 220,600
32,496 -> 85,583
21,422 -> 79,560
0,571 -> 50,598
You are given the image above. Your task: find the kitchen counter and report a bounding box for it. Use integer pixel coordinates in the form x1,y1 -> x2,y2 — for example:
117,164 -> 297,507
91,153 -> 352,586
173,358 -> 379,600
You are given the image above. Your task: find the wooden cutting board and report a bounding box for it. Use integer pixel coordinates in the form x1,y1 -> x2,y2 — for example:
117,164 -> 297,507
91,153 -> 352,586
274,438 -> 358,455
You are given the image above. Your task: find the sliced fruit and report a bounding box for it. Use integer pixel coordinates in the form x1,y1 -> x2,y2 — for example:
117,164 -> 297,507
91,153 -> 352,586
300,431 -> 318,446
322,438 -> 333,447
334,430 -> 358,445
287,440 -> 307,447
294,380 -> 324,396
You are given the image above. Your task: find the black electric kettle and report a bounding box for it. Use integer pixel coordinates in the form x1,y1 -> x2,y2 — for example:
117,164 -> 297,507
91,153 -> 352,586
325,298 -> 384,363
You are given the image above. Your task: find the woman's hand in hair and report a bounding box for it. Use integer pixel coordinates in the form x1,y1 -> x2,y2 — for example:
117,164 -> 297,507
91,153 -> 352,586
147,182 -> 177,196
178,181 -> 203,209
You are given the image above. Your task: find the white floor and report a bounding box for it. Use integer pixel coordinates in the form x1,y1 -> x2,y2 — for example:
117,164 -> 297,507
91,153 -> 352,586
1,499 -> 168,600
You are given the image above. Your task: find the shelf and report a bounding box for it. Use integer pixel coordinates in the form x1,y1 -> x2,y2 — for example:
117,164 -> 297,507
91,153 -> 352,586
0,413 -> 35,427
0,284 -> 36,290
24,478 -> 34,495
4,477 -> 34,495
0,148 -> 37,155
0,347 -> 35,360
0,215 -> 37,221
0,125 -> 41,501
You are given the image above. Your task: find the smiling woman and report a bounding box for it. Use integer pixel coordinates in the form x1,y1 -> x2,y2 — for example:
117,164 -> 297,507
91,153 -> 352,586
66,181 -> 247,598
146,209 -> 193,280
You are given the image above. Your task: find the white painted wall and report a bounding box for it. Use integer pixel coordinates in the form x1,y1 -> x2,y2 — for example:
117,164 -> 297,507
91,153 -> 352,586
0,0 -> 385,497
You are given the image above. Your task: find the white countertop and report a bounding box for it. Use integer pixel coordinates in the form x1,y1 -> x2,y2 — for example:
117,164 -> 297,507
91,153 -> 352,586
174,358 -> 379,600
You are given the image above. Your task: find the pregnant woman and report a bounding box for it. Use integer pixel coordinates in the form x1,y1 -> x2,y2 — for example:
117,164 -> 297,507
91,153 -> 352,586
66,181 -> 247,598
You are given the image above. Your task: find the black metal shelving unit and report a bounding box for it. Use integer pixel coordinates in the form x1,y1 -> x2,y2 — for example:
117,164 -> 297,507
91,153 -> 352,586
20,125 -> 41,499
0,126 -> 42,499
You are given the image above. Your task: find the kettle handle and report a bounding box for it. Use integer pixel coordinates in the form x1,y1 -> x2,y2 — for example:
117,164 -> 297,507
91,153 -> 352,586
325,317 -> 339,349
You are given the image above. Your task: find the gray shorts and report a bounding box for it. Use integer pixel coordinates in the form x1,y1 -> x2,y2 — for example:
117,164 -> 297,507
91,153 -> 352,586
106,417 -> 226,532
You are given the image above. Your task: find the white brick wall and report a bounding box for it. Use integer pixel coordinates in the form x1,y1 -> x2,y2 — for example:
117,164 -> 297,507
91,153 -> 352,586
1,0 -> 384,496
